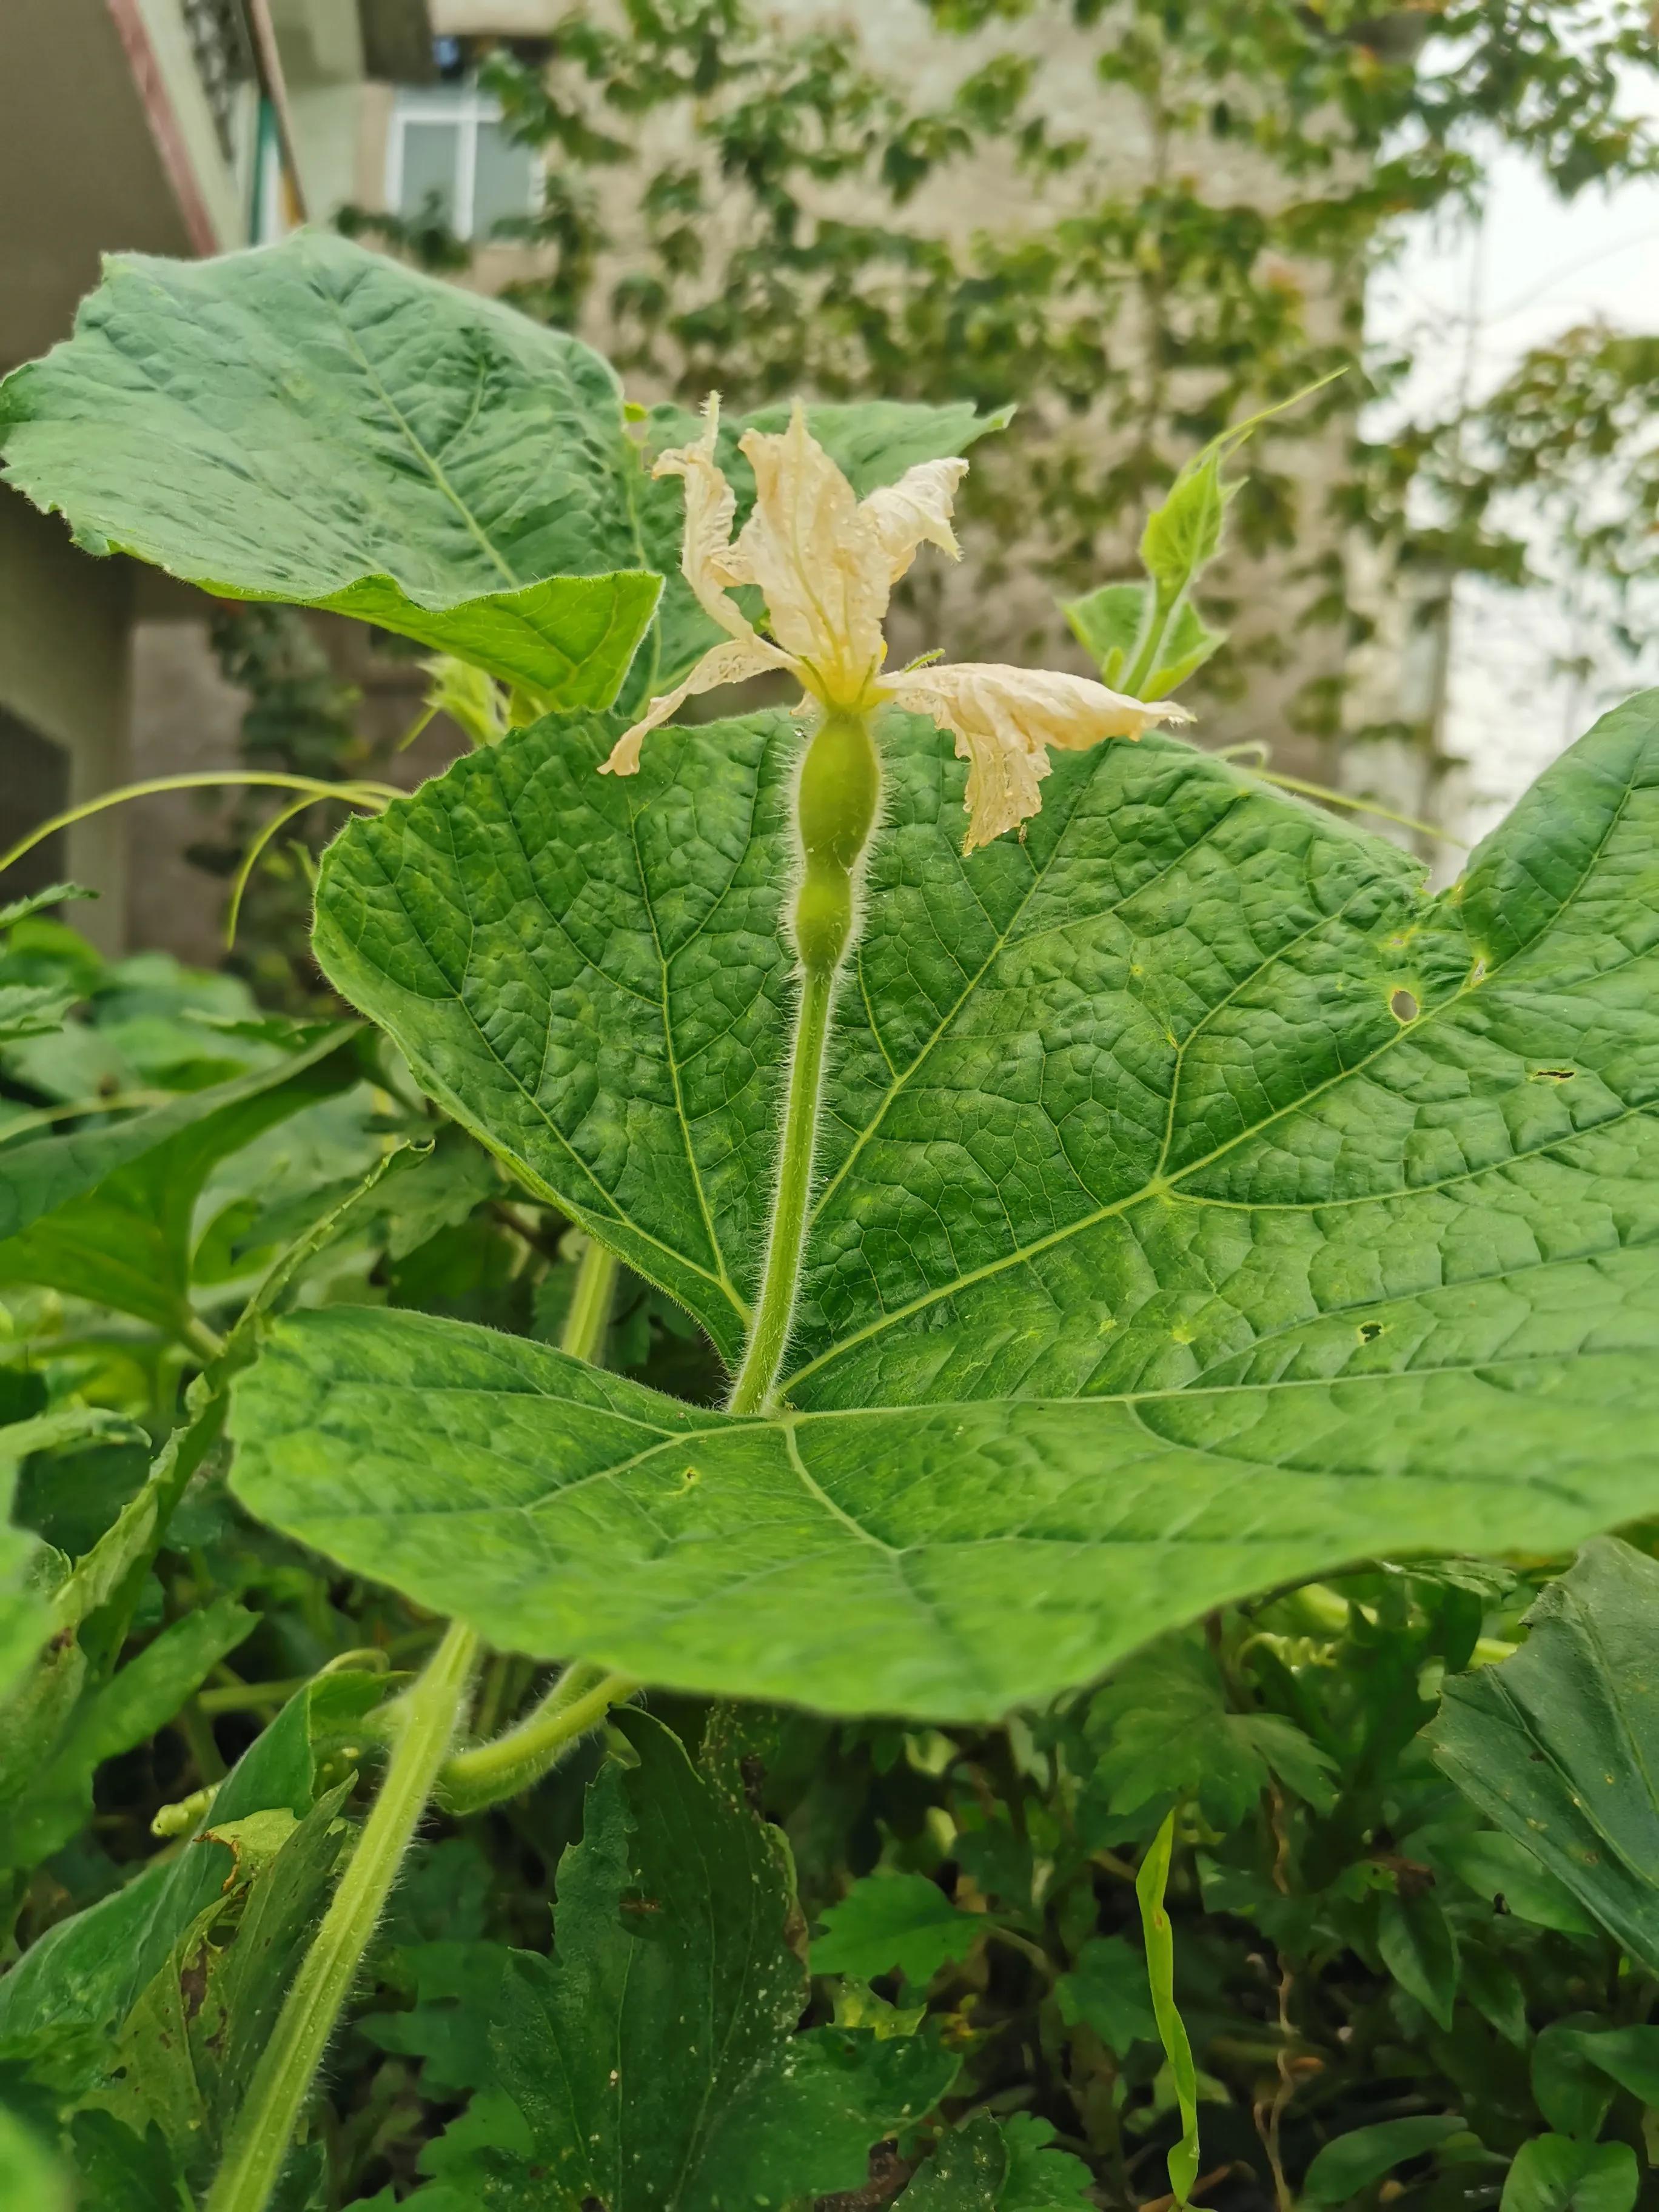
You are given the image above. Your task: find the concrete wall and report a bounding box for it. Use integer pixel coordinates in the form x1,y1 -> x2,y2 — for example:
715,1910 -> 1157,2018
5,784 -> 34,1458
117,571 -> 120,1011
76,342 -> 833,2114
0,0 -> 244,372
124,611 -> 469,968
447,0 -> 1361,779
429,0 -> 560,30
124,618 -> 252,968
0,496 -> 133,954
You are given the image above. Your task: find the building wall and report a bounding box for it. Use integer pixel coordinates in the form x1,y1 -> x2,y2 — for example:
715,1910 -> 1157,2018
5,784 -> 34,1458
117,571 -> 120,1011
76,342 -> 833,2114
0,499 -> 133,954
0,0 -> 431,960
383,0 -> 1360,779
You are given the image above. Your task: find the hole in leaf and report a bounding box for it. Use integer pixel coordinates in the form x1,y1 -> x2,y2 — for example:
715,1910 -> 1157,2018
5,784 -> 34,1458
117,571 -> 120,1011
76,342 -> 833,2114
1357,1322 -> 1384,1343
1530,1067 -> 1576,1082
1390,988 -> 1419,1022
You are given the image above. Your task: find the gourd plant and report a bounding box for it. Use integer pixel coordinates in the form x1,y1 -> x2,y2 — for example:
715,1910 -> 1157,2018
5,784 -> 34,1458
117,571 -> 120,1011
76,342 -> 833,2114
3,231 -> 1659,2211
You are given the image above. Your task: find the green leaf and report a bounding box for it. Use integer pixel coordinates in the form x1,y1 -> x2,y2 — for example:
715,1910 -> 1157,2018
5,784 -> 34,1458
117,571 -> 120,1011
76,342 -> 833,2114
1061,580 -> 1144,686
230,1263 -> 1659,1722
0,1666 -> 384,2065
1568,2025 -> 1659,2106
897,2113 -> 1096,2208
0,1408 -> 140,1715
1427,1538 -> 1659,1974
1301,2115 -> 1467,2208
1090,1640 -> 1336,1830
411,1710 -> 954,2211
1146,605 -> 1228,694
1056,1935 -> 1158,2059
1135,380 -> 1335,614
254,691 -> 1659,1717
314,689 -> 1659,1405
1432,1831 -> 1598,1937
1526,2025 -> 1659,2142
76,1781 -> 354,2189
1139,449 -> 1237,601
0,235 -> 659,706
0,2105 -> 72,2211
0,883 -> 95,931
356,1941 -> 515,2100
1462,1949 -> 1529,2046
0,1596 -> 256,1868
0,984 -> 78,1047
1532,2023 -> 1618,2140
813,1872 -> 989,1984
996,2115 -> 1097,2211
0,1025 -> 358,1335
1501,2137 -> 1638,2212
65,2114 -> 186,2212
1378,1890 -> 1459,2030
1062,582 -> 1224,694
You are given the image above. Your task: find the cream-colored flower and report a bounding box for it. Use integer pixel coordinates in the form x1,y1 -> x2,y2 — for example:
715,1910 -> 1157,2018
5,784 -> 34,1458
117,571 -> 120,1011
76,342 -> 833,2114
603,398 -> 1189,850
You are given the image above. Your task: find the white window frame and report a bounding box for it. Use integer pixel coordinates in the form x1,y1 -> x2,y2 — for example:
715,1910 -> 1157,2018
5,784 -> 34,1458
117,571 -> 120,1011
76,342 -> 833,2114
385,82 -> 538,241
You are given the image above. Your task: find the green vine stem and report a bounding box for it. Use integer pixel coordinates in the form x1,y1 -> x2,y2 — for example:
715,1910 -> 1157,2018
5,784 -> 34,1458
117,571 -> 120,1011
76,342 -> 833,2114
0,769 -> 400,881
728,709 -> 879,1415
206,1233 -> 623,2212
437,1659 -> 638,1815
560,1235 -> 620,1367
205,1617 -> 481,2212
727,960 -> 837,1415
1121,579 -> 1182,701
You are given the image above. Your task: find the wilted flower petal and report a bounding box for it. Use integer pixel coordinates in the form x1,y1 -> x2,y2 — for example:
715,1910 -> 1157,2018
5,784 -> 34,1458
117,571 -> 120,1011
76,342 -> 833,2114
600,635 -> 791,776
727,407 -> 891,705
609,395 -> 1192,845
860,457 -> 968,583
652,400 -> 757,647
885,663 -> 1189,851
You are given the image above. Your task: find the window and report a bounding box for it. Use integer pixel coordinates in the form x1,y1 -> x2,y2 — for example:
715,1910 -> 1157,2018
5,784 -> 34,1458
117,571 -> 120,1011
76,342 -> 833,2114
386,83 -> 538,241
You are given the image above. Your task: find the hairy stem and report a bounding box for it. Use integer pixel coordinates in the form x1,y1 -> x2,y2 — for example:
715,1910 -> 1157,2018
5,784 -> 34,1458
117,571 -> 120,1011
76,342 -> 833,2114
727,960 -> 837,1415
207,1241 -> 621,2211
728,709 -> 879,1414
438,1660 -> 638,1815
206,1619 -> 480,2212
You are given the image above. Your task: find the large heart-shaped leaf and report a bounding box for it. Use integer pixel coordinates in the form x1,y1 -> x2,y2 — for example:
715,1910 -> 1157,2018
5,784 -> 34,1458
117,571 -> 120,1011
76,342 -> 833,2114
0,234 -> 657,706
0,237 -> 1005,714
230,1287 -> 1659,1717
240,694 -> 1659,1716
310,692 -> 1659,1405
